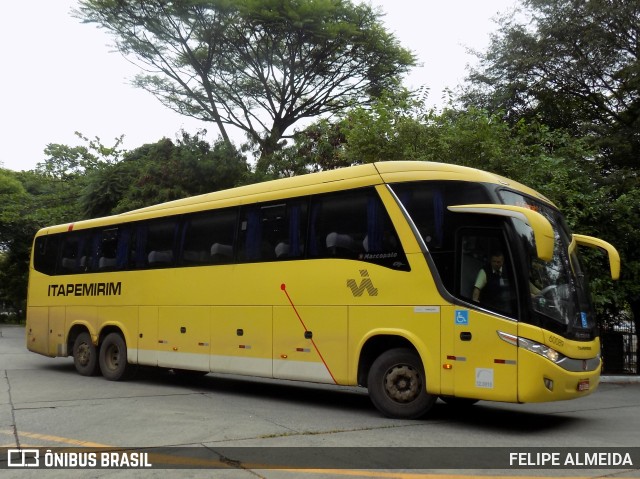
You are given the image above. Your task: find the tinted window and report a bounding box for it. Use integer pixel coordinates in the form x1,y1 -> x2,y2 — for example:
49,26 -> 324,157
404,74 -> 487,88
59,231 -> 92,274
139,220 -> 178,268
459,229 -> 517,317
33,235 -> 60,276
238,200 -> 307,262
308,188 -> 408,270
392,181 -> 492,252
181,208 -> 237,265
94,226 -> 132,271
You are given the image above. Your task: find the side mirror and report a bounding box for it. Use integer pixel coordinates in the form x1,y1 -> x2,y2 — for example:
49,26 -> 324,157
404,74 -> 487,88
573,234 -> 621,280
448,204 -> 554,261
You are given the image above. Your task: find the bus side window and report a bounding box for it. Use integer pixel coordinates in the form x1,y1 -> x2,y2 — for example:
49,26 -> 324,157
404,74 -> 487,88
33,234 -> 60,276
181,208 -> 237,265
238,200 -> 307,263
58,232 -> 92,274
96,229 -> 116,270
308,188 -> 407,269
274,200 -> 307,260
309,190 -> 367,259
144,220 -> 179,268
94,227 -> 130,271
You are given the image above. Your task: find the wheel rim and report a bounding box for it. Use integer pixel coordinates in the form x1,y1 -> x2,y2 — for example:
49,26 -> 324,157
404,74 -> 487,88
77,343 -> 91,367
383,364 -> 421,403
104,344 -> 121,371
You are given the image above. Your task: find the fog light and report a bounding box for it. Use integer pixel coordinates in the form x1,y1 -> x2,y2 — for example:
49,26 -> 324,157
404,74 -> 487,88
544,378 -> 554,391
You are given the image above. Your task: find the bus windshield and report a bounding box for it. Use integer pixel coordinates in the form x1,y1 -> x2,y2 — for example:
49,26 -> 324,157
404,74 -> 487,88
499,190 -> 596,340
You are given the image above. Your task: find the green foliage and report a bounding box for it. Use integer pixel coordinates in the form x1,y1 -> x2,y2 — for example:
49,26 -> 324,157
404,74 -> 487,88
0,169 -> 56,316
81,131 -> 250,216
0,171 -> 30,252
0,134 -> 125,314
35,133 -> 124,180
262,89 -> 430,174
463,0 -> 640,170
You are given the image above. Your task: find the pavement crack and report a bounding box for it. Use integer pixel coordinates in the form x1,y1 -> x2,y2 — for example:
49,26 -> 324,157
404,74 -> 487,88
3,370 -> 20,448
203,444 -> 267,478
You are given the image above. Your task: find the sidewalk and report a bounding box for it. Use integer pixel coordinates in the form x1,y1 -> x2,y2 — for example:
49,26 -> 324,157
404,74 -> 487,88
601,375 -> 640,383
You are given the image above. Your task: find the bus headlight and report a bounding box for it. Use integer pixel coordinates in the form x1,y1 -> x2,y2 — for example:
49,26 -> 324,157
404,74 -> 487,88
517,337 -> 565,364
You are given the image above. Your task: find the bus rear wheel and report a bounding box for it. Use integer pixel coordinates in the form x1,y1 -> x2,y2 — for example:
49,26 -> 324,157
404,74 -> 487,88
72,332 -> 99,376
99,332 -> 133,381
367,348 -> 436,419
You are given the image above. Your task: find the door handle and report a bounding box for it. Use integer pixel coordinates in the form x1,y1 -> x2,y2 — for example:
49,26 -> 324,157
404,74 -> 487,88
460,332 -> 472,341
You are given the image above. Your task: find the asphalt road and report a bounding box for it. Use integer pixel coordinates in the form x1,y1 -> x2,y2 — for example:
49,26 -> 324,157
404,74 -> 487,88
1,324 -> 639,479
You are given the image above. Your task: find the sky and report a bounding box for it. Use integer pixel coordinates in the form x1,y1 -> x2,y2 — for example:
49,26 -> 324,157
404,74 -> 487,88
0,0 -> 516,172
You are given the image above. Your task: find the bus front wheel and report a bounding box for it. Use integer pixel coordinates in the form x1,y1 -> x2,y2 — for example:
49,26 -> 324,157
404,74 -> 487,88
99,332 -> 133,381
367,348 -> 436,419
72,332 -> 99,376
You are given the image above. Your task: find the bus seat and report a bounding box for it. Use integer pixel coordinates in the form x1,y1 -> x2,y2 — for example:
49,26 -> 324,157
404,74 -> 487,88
460,253 -> 483,300
275,242 -> 289,258
183,250 -> 208,263
326,232 -> 356,256
210,243 -> 233,261
99,257 -> 117,269
148,250 -> 173,265
61,257 -> 76,270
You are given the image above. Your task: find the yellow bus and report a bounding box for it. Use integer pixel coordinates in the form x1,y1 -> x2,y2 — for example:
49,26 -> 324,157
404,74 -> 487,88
26,161 -> 620,418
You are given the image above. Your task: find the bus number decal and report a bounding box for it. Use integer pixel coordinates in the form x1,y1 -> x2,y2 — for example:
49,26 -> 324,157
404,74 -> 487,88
548,335 -> 564,347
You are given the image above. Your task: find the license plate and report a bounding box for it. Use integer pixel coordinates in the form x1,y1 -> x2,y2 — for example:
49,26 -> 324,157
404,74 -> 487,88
577,379 -> 590,391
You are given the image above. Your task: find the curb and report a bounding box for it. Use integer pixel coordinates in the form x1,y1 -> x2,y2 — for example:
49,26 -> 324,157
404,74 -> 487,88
600,375 -> 640,384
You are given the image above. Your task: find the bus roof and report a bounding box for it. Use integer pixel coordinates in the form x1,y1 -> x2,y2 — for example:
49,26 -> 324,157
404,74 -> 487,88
37,161 -> 552,235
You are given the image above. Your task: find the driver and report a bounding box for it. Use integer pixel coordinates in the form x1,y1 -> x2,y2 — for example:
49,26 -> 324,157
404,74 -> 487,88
472,251 -> 512,313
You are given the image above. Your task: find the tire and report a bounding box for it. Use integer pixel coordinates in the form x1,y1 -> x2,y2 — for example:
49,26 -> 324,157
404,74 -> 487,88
367,348 -> 436,419
99,332 -> 133,381
72,332 -> 99,376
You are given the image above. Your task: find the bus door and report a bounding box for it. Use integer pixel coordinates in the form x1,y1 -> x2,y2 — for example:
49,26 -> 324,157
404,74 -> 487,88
441,229 -> 519,402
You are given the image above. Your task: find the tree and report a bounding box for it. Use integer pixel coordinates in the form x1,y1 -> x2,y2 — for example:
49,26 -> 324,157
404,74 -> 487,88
75,0 -> 415,171
0,168 -> 75,317
81,132 -> 250,216
0,134 -> 125,317
265,88 -> 431,175
463,0 -> 640,170
35,132 -> 124,180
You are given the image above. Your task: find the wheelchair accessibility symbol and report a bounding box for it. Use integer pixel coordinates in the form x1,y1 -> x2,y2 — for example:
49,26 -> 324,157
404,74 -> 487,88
455,310 -> 469,325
